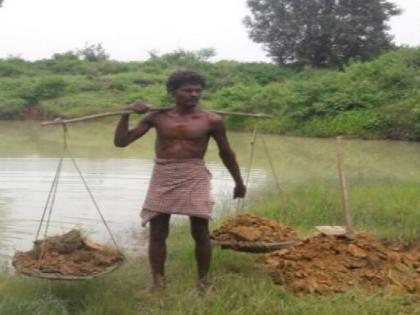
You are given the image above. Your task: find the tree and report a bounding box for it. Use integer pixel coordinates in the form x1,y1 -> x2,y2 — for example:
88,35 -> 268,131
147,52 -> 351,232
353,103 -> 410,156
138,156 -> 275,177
244,0 -> 401,68
77,43 -> 109,62
148,48 -> 216,63
52,51 -> 80,60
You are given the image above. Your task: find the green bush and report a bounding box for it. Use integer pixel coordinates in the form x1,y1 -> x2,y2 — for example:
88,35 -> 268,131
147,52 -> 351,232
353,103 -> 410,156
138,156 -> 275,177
212,84 -> 261,111
39,92 -> 123,118
2,47 -> 420,141
0,61 -> 23,77
296,110 -> 389,138
0,98 -> 27,119
33,76 -> 68,100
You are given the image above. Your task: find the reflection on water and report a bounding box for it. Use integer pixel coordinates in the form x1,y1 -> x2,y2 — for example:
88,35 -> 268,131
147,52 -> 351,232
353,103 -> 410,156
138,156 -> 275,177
1,121 -> 420,267
0,157 -> 265,266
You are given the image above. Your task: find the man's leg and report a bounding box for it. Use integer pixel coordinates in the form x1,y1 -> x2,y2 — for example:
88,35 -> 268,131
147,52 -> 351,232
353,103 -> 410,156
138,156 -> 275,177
190,216 -> 211,287
149,213 -> 170,290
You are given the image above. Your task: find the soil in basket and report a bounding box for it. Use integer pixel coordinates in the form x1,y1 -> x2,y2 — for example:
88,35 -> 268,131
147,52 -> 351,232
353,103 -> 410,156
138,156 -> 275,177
13,230 -> 124,276
211,214 -> 298,244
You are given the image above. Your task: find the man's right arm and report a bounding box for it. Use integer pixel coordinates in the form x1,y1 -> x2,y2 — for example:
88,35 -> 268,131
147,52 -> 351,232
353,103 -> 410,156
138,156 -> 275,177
209,114 -> 246,199
114,103 -> 152,147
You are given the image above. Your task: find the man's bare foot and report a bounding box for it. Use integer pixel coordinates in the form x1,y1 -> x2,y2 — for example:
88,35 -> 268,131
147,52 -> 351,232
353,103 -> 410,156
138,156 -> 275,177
147,274 -> 165,294
197,279 -> 212,295
147,283 -> 165,294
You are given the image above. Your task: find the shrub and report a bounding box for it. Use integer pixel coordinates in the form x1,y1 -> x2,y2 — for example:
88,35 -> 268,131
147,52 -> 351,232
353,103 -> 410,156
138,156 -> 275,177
33,76 -> 68,100
0,98 -> 27,119
0,61 -> 23,77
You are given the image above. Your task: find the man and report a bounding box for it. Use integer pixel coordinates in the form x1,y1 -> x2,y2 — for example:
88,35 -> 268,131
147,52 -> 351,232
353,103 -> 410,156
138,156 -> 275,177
114,70 -> 246,292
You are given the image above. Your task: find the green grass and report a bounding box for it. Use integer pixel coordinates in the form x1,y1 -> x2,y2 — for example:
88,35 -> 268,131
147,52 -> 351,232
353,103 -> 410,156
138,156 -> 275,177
248,183 -> 420,241
0,183 -> 419,314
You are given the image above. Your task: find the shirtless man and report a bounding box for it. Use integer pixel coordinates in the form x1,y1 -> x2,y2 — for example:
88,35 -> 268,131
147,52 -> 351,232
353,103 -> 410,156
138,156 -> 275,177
114,70 -> 246,291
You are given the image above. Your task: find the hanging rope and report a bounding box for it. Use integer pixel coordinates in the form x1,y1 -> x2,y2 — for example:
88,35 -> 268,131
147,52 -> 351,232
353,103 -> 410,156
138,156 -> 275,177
261,135 -> 283,195
234,121 -> 287,213
66,149 -> 120,250
237,121 -> 258,212
35,123 -> 120,254
35,124 -> 68,241
34,156 -> 63,241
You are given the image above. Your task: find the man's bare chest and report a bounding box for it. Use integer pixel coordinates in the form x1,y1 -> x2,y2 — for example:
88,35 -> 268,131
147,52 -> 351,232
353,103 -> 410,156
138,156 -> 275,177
155,115 -> 211,140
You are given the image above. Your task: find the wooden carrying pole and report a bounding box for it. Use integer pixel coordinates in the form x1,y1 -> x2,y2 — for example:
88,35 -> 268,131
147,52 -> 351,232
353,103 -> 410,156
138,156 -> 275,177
335,136 -> 355,239
315,136 -> 356,239
41,109 -> 273,126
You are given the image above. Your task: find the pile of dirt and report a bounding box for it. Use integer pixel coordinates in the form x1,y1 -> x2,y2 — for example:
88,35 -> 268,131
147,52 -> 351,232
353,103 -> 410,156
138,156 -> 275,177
211,214 -> 298,243
13,230 -> 124,278
258,233 -> 420,295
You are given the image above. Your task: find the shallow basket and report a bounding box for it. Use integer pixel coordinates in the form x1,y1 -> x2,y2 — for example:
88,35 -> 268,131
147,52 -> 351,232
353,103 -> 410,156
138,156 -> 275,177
210,239 -> 297,253
13,259 -> 124,281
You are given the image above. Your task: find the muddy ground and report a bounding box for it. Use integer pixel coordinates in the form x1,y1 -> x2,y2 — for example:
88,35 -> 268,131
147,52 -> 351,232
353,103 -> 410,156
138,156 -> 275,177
258,233 -> 420,295
211,214 -> 419,295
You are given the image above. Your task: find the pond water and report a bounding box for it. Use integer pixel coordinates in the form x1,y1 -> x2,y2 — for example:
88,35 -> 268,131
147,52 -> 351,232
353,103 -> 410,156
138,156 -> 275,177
1,121 -> 420,266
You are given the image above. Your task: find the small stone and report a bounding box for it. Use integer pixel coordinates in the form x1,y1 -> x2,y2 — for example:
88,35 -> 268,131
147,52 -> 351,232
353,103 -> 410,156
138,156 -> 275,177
230,226 -> 262,242
347,244 -> 367,258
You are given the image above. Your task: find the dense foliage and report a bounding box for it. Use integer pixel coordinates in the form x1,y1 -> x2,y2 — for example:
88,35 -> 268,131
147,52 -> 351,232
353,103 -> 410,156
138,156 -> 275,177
244,0 -> 401,68
0,48 -> 419,140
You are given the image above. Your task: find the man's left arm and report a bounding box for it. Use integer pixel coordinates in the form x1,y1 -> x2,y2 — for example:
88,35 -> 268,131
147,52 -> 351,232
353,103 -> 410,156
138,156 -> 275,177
210,115 -> 246,199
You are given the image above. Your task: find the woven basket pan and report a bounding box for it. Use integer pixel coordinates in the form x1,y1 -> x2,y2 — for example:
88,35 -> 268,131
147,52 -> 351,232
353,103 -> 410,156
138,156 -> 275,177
14,260 -> 124,280
210,239 -> 297,253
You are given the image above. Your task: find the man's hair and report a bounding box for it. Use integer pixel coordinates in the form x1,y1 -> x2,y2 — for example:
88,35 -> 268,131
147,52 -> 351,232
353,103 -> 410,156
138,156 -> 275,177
166,70 -> 206,93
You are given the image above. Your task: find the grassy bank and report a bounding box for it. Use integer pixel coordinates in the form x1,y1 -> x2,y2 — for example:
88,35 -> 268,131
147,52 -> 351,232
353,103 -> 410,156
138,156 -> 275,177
0,184 -> 419,315
251,183 -> 420,241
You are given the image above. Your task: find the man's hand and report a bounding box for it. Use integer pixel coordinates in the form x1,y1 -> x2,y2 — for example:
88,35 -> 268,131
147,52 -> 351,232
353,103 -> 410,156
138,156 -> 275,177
233,183 -> 246,199
126,102 -> 151,114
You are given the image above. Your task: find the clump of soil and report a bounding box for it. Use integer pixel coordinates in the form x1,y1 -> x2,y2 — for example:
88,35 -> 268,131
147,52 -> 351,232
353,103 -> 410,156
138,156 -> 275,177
211,214 -> 298,243
258,233 -> 420,295
13,230 -> 124,277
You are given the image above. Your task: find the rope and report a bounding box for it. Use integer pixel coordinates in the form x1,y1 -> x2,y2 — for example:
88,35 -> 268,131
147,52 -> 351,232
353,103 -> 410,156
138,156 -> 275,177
35,122 -> 120,256
261,135 -> 283,195
66,148 -> 120,250
245,123 -> 258,188
35,124 -> 69,241
42,158 -> 62,241
237,122 -> 258,212
34,156 -> 63,241
260,134 -> 291,224
61,123 -> 68,150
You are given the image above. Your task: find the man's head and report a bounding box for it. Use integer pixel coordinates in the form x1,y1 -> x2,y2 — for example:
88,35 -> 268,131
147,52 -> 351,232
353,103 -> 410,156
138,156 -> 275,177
166,70 -> 206,108
166,70 -> 206,93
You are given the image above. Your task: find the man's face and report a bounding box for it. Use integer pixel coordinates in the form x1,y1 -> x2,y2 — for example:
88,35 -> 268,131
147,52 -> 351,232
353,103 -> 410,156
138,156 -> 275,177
172,83 -> 203,108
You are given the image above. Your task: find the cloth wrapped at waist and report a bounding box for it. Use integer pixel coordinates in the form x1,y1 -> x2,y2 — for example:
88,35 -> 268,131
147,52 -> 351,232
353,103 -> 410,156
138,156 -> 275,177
141,158 -> 214,226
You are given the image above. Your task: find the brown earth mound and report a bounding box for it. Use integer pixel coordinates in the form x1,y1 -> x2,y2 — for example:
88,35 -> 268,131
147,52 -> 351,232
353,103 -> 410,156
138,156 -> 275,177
211,214 -> 298,243
258,233 -> 420,295
13,230 -> 124,278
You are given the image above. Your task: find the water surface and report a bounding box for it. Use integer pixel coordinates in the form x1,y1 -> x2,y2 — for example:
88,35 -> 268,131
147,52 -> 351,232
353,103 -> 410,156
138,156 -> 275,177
1,121 -> 419,266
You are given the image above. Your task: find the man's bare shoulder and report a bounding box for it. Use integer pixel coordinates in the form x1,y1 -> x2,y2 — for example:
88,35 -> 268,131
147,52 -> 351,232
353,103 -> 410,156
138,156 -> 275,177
200,110 -> 223,124
201,111 -> 225,132
141,108 -> 171,124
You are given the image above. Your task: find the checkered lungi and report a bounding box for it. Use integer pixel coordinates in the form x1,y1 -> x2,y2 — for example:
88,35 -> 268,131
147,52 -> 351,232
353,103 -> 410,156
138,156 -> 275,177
140,159 -> 214,226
